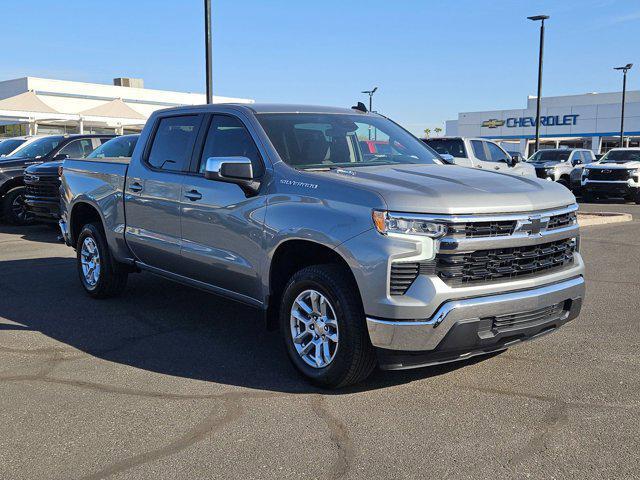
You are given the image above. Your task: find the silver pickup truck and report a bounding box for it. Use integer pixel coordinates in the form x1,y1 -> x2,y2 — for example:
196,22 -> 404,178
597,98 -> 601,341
59,104 -> 585,388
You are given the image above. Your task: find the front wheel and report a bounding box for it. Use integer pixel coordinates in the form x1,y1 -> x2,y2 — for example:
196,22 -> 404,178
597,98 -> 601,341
2,186 -> 35,225
76,223 -> 128,298
280,265 -> 376,388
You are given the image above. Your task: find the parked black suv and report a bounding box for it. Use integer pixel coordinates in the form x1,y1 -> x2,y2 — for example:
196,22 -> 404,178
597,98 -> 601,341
24,134 -> 138,222
0,134 -> 113,224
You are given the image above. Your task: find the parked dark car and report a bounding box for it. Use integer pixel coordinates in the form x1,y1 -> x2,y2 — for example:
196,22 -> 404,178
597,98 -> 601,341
24,134 -> 138,221
0,134 -> 113,224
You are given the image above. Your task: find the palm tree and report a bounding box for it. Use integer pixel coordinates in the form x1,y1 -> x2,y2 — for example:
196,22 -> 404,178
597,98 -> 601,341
423,128 -> 431,138
434,127 -> 443,136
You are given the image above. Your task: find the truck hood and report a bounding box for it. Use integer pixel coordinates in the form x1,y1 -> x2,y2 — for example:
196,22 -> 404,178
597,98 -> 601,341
316,164 -> 575,214
24,160 -> 62,175
0,155 -> 39,170
587,161 -> 640,170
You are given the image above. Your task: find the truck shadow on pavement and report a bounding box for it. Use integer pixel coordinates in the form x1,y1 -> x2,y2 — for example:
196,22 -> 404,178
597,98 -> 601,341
0,254 -> 495,394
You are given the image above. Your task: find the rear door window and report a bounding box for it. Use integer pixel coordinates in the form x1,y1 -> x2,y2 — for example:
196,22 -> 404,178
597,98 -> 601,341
147,115 -> 200,171
470,140 -> 488,161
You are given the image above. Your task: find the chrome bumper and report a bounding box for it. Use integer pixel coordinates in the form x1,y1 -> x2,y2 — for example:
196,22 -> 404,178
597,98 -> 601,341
59,219 -> 72,246
366,276 -> 585,351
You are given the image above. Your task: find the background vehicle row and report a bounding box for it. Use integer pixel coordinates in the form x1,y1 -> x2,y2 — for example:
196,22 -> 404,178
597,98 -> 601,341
0,134 -> 113,224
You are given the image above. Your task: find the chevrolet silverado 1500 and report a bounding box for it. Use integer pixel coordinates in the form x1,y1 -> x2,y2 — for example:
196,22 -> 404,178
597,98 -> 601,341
59,104 -> 585,387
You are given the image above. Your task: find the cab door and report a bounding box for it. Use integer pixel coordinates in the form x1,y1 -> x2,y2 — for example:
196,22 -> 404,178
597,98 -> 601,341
178,113 -> 267,303
469,139 -> 495,171
124,114 -> 203,272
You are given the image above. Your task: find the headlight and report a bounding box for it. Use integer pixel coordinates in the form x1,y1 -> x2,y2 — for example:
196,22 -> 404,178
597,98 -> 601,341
545,167 -> 555,175
372,210 -> 447,237
582,169 -> 590,178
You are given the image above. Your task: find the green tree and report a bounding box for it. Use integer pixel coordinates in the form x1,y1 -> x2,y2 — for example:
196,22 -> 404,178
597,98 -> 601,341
434,127 -> 443,136
423,128 -> 431,138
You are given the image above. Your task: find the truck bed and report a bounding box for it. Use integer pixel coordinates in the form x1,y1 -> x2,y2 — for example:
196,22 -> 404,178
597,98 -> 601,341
61,157 -> 130,259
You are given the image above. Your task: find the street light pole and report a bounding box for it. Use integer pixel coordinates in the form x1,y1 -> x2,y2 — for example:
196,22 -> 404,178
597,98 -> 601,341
527,15 -> 549,155
614,64 -> 633,147
204,0 -> 213,103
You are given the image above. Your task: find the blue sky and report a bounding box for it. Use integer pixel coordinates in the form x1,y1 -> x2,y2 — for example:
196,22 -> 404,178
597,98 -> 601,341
0,0 -> 638,135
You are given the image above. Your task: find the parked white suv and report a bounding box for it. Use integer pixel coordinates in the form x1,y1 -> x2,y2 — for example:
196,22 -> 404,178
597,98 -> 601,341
423,137 -> 536,177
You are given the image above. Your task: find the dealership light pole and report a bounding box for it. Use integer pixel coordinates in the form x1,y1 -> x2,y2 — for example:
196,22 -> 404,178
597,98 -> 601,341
204,0 -> 213,103
527,15 -> 549,154
614,63 -> 633,147
362,87 -> 378,139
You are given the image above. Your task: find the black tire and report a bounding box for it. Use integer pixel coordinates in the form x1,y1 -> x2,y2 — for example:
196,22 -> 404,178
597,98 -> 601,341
279,264 -> 376,388
557,178 -> 570,189
76,223 -> 128,298
635,193 -> 640,205
2,186 -> 35,225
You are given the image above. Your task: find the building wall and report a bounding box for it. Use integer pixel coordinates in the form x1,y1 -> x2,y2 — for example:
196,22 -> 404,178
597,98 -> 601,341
447,91 -> 640,146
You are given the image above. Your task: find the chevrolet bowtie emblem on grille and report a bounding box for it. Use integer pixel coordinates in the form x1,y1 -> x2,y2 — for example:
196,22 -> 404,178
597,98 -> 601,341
481,119 -> 505,128
516,215 -> 550,236
601,169 -> 611,174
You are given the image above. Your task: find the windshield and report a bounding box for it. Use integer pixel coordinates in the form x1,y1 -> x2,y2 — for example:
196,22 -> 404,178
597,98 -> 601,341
11,136 -> 63,158
0,139 -> 26,156
256,113 -> 441,169
529,150 -> 571,162
423,138 -> 467,158
88,135 -> 138,158
600,150 -> 640,163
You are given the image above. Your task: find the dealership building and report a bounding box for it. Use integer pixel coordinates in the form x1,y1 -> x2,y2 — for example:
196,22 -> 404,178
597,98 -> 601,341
0,76 -> 253,138
445,90 -> 640,156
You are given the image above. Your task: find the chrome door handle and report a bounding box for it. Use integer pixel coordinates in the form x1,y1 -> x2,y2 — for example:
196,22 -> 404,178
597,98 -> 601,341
184,190 -> 202,201
129,182 -> 143,192
494,166 -> 500,170
477,165 -> 483,168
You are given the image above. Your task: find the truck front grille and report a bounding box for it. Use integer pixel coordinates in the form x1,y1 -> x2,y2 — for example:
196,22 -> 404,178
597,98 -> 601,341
24,177 -> 60,199
448,220 -> 515,238
588,169 -> 631,181
435,238 -> 576,286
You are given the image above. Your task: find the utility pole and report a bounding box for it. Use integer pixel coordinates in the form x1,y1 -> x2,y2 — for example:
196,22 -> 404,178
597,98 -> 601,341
527,15 -> 549,154
204,0 -> 213,103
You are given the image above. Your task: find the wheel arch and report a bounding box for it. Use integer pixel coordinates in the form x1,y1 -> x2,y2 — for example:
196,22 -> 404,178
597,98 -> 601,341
265,239 -> 360,330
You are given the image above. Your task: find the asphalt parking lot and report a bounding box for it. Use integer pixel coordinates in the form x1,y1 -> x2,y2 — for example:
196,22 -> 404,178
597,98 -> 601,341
1,201 -> 639,480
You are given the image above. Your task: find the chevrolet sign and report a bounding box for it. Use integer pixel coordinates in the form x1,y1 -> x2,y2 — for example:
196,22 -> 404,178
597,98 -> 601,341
481,119 -> 505,128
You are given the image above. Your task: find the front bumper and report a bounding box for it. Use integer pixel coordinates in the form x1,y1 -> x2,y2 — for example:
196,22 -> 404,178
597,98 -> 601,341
367,276 -> 584,368
582,180 -> 639,196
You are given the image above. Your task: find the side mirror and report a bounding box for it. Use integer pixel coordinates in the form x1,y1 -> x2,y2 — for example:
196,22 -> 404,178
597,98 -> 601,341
511,154 -> 522,163
53,153 -> 69,161
204,156 -> 260,195
439,153 -> 455,164
572,159 -> 583,166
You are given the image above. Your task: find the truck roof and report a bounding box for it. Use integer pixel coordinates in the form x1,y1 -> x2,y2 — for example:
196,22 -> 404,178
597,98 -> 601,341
156,103 -> 370,116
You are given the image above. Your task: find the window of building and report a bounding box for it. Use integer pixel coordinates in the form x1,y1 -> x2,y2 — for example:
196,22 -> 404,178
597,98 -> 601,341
147,115 -> 200,171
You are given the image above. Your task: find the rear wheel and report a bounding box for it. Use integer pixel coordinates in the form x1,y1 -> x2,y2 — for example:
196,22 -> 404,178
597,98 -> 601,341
280,264 -> 376,388
76,223 -> 128,298
2,186 -> 35,225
